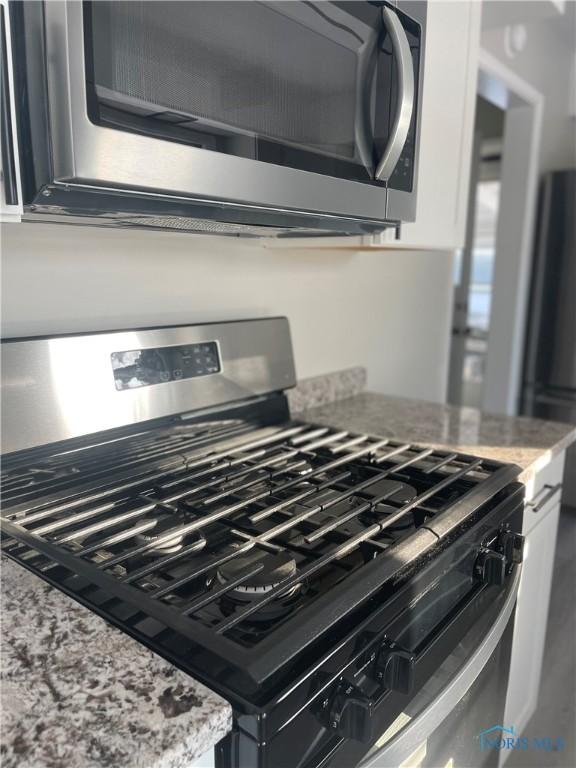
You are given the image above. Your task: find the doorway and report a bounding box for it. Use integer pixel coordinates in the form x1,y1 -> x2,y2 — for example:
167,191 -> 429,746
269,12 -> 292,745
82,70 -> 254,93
448,51 -> 543,415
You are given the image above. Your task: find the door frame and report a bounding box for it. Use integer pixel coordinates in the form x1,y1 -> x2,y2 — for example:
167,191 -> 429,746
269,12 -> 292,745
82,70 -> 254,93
446,131 -> 483,406
477,49 -> 543,416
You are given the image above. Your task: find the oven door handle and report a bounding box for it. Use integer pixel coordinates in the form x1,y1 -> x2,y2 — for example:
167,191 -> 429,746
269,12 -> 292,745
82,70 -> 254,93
374,6 -> 414,182
357,567 -> 520,767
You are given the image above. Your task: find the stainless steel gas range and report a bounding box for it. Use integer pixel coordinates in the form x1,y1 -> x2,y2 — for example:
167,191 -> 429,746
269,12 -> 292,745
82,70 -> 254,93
0,318 -> 524,768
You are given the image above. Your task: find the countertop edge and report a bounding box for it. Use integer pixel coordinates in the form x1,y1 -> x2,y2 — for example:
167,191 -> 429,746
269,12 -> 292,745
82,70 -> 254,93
0,557 -> 233,768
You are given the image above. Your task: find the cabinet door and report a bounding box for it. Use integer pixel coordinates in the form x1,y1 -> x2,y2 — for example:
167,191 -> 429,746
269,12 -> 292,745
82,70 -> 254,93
0,0 -> 22,223
373,0 -> 481,251
502,502 -> 560,746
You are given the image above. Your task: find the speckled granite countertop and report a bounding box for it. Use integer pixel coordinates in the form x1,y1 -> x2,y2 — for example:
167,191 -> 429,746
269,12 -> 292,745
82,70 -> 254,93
298,391 -> 576,484
0,558 -> 232,768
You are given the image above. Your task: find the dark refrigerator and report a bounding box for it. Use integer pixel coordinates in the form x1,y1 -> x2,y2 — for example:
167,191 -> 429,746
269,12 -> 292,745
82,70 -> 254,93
521,169 -> 576,503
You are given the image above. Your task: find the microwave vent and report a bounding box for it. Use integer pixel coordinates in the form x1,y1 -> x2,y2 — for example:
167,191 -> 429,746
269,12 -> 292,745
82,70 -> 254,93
119,215 -> 300,236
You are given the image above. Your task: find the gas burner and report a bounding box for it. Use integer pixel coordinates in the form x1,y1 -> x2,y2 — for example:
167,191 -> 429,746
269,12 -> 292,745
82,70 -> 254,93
359,478 -> 417,505
359,479 -> 419,531
135,515 -> 206,556
216,550 -> 299,597
210,550 -> 302,622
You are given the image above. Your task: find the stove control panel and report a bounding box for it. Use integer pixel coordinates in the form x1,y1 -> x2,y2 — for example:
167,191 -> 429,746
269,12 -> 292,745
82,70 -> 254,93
324,680 -> 374,743
474,528 -> 525,586
111,341 -> 221,391
474,548 -> 507,586
372,641 -> 415,695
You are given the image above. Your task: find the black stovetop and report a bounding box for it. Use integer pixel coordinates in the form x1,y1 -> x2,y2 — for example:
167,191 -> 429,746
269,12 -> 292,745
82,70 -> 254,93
0,409 -> 518,699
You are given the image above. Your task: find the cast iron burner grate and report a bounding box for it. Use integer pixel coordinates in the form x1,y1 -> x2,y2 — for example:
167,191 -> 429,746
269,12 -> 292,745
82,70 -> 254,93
0,418 -> 514,689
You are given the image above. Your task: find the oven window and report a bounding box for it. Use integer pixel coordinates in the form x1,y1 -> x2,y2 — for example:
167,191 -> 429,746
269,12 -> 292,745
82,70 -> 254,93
82,1 -> 418,185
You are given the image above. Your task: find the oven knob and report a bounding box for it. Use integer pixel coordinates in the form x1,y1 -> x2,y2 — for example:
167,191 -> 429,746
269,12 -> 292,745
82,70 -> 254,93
500,531 -> 525,565
326,680 -> 374,742
374,641 -> 415,695
474,548 -> 507,585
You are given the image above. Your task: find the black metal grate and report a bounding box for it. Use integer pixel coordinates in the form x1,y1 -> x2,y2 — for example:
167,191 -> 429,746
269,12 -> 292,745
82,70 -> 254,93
0,418 -> 513,686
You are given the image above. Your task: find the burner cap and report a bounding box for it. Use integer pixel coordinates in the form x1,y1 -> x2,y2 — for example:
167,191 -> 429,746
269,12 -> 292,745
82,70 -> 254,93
216,551 -> 298,596
360,478 -> 417,504
359,480 -> 419,532
135,515 -> 205,556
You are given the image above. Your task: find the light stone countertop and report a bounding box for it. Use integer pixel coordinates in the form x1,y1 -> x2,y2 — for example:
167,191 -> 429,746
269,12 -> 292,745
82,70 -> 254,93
2,381 -> 575,768
298,391 -> 576,484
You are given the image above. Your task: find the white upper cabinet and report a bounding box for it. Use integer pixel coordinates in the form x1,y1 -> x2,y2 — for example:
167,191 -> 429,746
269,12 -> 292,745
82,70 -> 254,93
482,0 -> 565,29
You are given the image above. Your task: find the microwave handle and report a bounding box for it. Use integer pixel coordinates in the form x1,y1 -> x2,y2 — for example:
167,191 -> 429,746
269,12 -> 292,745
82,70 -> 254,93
375,6 -> 414,182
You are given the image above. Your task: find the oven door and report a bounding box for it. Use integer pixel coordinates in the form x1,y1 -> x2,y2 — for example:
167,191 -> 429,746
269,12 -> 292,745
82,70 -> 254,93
41,1 -> 423,222
357,568 -> 519,768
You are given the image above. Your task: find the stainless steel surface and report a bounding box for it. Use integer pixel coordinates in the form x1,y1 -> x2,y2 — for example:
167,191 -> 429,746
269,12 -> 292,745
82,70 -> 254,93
355,19 -> 380,175
22,188 -> 390,238
526,389 -> 576,427
0,318 -> 296,455
375,6 -> 414,182
525,483 -> 562,513
1,2 -> 19,207
43,2 -> 391,224
357,568 -> 520,768
538,174 -> 576,392
522,173 -> 553,410
522,171 -> 576,416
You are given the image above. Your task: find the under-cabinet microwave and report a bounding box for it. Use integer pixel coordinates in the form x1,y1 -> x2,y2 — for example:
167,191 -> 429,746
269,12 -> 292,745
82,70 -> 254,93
5,1 -> 426,237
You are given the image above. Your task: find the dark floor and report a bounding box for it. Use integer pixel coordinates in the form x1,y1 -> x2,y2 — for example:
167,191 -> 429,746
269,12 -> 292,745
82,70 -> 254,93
506,506 -> 576,768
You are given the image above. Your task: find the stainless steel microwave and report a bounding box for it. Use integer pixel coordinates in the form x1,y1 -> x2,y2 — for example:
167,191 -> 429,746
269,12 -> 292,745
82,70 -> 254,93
7,1 -> 426,237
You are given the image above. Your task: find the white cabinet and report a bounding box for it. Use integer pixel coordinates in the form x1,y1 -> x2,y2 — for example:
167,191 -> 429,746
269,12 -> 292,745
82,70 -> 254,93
0,0 -> 22,223
482,0 -> 566,30
501,452 -> 565,759
373,0 -> 482,251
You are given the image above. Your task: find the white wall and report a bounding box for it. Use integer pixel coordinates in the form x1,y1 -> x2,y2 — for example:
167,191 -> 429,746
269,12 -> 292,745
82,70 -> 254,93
481,11 -> 576,173
0,223 -> 454,403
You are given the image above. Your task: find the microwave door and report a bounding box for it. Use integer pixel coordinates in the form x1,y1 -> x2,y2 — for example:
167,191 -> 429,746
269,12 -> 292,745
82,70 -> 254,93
92,2 -> 379,175
87,1 -> 381,181
42,1 -> 395,223
257,1 -> 379,173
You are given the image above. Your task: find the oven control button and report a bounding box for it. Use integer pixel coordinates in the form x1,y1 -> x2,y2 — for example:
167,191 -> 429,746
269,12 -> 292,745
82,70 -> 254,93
500,531 -> 525,565
474,548 -> 507,585
326,680 -> 373,742
373,641 -> 415,695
